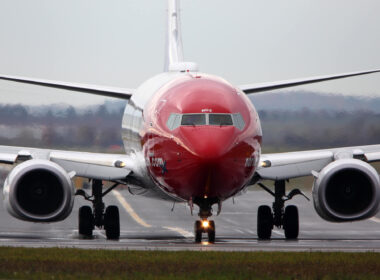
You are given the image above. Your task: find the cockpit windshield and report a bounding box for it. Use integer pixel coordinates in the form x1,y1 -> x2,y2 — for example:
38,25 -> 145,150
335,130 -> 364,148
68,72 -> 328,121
181,114 -> 206,126
209,114 -> 233,126
167,113 -> 246,131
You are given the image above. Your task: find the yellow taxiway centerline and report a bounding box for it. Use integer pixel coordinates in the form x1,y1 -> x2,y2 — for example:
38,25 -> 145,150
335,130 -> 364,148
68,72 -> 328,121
113,190 -> 151,228
112,190 -> 194,238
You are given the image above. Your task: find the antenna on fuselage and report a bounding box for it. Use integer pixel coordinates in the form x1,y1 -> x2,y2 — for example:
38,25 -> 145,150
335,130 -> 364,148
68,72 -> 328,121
164,0 -> 198,72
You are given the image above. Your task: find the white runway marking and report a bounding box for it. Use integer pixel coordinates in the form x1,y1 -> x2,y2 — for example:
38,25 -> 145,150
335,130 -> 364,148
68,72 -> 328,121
273,230 -> 285,236
370,217 -> 380,224
113,190 -> 151,228
163,227 -> 194,238
94,230 -> 107,239
221,212 -> 254,215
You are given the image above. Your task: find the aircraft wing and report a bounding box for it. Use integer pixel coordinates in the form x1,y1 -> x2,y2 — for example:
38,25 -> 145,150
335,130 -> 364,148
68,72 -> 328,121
0,145 -> 140,181
0,74 -> 133,100
239,69 -> 380,94
256,144 -> 380,181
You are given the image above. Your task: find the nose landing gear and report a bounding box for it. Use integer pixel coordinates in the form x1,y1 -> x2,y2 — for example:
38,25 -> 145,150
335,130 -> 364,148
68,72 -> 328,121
194,219 -> 215,243
193,197 -> 218,243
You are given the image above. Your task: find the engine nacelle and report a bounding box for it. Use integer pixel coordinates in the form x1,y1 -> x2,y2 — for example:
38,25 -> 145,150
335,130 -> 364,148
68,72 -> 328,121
3,159 -> 75,222
313,159 -> 380,222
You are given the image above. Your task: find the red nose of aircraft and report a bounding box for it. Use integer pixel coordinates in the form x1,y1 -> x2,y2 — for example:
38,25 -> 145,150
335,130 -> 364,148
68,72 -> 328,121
169,123 -> 252,200
144,75 -> 259,201
179,126 -> 236,160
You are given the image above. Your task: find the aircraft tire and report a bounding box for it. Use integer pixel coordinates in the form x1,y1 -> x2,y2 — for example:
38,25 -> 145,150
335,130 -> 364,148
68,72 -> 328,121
257,205 -> 273,239
207,220 -> 216,243
79,205 -> 93,238
194,220 -> 202,243
104,205 -> 120,240
283,205 -> 299,239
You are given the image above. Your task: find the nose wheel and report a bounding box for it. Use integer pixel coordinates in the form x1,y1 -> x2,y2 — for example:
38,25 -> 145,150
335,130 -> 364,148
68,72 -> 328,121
194,220 -> 215,243
76,179 -> 121,240
193,197 -> 218,243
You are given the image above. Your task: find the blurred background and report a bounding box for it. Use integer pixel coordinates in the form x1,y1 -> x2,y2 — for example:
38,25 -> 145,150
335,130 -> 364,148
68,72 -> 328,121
1,90 -> 380,153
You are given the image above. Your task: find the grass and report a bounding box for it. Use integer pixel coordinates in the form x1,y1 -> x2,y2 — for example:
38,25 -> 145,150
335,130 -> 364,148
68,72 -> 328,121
1,247 -> 380,279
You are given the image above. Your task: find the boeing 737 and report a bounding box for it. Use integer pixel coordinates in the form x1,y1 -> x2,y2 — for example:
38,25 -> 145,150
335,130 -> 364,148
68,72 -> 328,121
1,0 -> 380,243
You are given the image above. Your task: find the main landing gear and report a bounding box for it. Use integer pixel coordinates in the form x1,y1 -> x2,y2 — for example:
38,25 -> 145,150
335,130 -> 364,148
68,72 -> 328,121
76,179 -> 120,240
193,198 -> 218,243
257,180 -> 309,240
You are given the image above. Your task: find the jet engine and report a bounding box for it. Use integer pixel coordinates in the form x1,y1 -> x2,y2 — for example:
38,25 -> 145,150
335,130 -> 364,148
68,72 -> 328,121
3,159 -> 75,222
313,158 -> 380,222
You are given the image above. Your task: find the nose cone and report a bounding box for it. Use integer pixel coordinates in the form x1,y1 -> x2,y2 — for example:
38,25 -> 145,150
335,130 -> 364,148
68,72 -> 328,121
179,126 -> 236,160
172,126 -> 250,199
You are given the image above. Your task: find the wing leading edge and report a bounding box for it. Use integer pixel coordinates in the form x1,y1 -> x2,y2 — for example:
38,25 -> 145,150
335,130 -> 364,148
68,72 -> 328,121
256,144 -> 380,181
0,74 -> 133,100
239,69 -> 380,94
0,145 -> 138,181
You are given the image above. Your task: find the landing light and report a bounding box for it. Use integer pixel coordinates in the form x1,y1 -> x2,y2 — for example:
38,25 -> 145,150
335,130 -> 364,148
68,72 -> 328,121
114,160 -> 126,168
260,160 -> 272,168
202,220 -> 209,228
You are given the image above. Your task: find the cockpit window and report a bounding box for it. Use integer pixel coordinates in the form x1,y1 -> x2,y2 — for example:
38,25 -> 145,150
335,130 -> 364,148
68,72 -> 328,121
167,113 -> 245,131
209,114 -> 233,126
232,113 -> 245,130
181,114 -> 206,126
166,113 -> 182,130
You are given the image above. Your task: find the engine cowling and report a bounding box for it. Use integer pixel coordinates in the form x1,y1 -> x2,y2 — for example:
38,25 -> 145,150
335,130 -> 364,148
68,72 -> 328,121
313,159 -> 380,222
3,159 -> 75,222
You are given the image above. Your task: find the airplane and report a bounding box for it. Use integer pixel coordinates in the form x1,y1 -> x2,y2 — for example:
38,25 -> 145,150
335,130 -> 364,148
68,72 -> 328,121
1,0 -> 380,243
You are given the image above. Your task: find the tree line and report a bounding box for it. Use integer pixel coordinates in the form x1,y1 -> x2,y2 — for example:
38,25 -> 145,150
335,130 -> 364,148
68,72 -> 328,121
1,103 -> 380,152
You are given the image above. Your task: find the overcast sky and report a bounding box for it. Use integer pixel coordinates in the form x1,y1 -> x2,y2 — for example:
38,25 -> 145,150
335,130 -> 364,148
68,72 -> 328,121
0,0 -> 380,106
